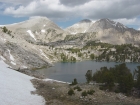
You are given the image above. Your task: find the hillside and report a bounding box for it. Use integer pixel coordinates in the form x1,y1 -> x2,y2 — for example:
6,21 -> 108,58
0,17 -> 67,70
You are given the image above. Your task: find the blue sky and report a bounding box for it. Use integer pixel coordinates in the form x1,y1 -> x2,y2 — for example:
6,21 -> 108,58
0,14 -> 28,24
0,0 -> 140,30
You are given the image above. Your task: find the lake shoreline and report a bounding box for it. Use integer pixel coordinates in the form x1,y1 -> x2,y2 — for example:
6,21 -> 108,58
37,61 -> 140,83
12,61 -> 140,105
31,78 -> 140,105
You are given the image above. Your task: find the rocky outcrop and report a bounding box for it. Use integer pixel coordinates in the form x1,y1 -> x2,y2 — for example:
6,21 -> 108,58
0,42 -> 50,70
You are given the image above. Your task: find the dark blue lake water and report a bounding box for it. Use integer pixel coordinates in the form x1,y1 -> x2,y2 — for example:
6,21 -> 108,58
38,61 -> 140,83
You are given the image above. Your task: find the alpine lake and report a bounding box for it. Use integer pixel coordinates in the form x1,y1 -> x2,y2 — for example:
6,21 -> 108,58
37,61 -> 140,83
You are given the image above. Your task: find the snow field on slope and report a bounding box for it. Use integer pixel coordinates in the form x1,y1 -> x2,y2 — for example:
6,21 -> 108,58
0,60 -> 45,105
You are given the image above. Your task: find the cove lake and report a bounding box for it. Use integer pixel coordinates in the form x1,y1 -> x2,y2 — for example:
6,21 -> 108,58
38,61 -> 140,83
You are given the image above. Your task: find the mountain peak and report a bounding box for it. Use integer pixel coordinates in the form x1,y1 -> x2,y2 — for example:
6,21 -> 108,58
99,18 -> 114,23
96,18 -> 128,29
28,16 -> 50,22
65,19 -> 93,34
79,19 -> 92,23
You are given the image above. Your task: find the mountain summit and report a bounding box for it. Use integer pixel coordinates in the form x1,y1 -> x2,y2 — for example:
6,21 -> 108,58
65,18 -> 130,34
65,18 -> 140,44
7,16 -> 63,32
87,18 -> 128,32
65,19 -> 93,34
4,16 -> 67,43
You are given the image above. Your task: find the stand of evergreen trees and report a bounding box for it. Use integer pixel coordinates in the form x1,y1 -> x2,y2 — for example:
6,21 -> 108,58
85,63 -> 140,95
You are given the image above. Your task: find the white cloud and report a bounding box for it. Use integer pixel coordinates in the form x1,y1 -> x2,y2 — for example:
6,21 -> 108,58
0,0 -> 140,29
4,0 -> 72,18
59,0 -> 91,6
0,0 -> 30,5
114,18 -> 140,25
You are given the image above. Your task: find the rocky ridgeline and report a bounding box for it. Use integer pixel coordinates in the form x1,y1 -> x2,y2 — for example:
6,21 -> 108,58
0,17 -> 140,70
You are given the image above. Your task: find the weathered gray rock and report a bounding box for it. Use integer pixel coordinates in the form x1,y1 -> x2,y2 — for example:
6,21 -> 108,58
65,18 -> 140,45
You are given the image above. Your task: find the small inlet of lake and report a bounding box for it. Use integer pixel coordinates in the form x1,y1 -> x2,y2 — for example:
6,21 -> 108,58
38,61 -> 140,83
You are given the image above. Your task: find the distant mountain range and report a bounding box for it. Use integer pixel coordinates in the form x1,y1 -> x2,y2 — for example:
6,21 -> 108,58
0,16 -> 140,70
66,18 -> 140,44
65,18 -> 131,33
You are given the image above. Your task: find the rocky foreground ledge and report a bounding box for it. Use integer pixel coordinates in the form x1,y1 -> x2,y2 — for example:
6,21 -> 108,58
31,79 -> 140,105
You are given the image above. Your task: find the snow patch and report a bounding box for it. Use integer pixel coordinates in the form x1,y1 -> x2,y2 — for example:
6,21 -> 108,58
106,19 -> 126,28
106,19 -> 111,23
123,25 -> 127,29
125,59 -> 131,62
71,32 -> 77,34
116,23 -> 127,29
11,61 -> 16,65
40,49 -> 49,59
22,65 -> 27,68
84,29 -> 87,33
112,22 -> 118,27
134,45 -> 139,47
110,48 -> 116,52
92,20 -> 96,23
0,56 -> 6,61
76,24 -> 79,27
27,30 -> 36,41
0,60 -> 45,105
1,38 -> 6,42
44,25 -> 46,27
106,19 -> 116,27
41,29 -> 45,33
8,49 -> 15,61
44,78 -> 69,84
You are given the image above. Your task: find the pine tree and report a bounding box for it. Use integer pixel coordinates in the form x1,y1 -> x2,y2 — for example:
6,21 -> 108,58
85,70 -> 92,83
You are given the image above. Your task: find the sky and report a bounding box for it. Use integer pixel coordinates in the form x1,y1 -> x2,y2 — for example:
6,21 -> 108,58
0,0 -> 140,30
